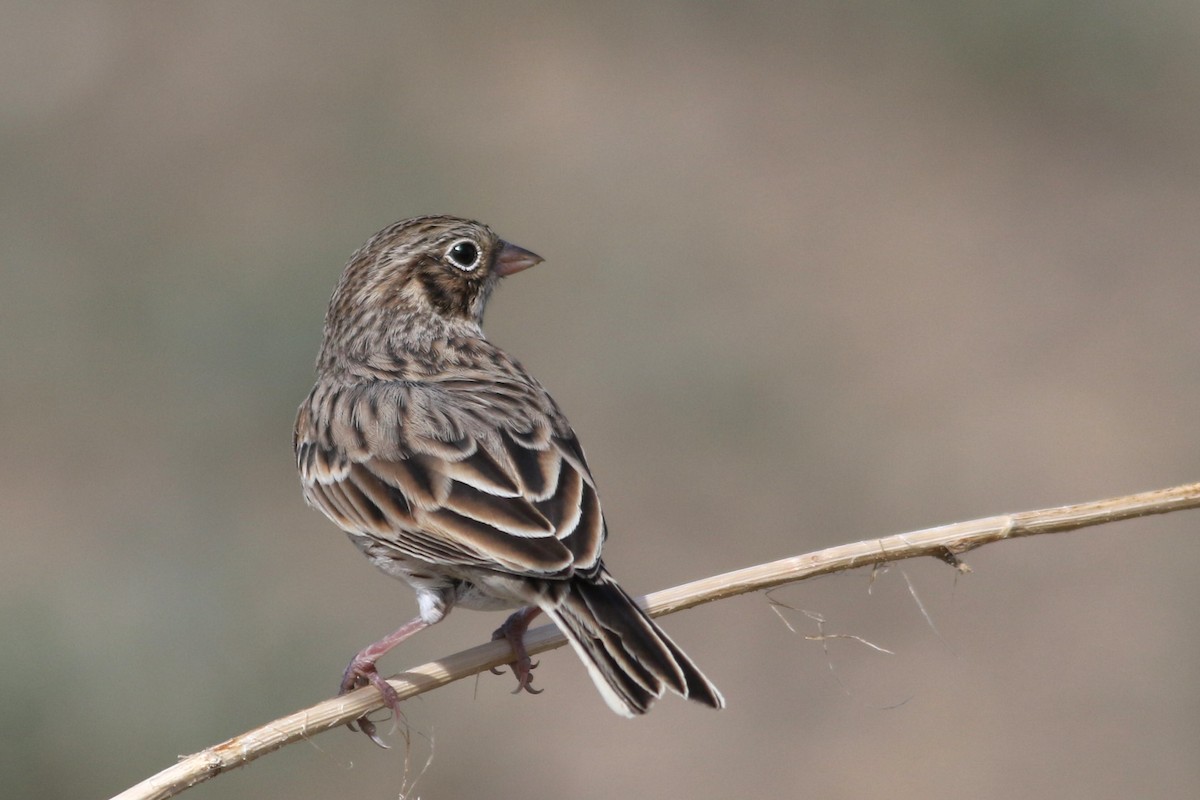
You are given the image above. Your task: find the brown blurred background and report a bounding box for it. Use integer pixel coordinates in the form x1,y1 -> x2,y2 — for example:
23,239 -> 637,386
4,2 -> 1199,798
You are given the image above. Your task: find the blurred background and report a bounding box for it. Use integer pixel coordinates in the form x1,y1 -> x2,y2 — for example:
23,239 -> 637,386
3,2 -> 1199,798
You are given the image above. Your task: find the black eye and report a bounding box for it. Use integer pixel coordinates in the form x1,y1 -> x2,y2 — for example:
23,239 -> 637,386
446,239 -> 480,271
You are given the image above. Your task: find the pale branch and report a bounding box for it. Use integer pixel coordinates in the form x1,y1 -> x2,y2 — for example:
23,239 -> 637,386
110,481 -> 1200,800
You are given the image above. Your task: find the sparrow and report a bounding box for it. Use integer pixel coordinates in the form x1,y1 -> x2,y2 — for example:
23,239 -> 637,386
294,215 -> 723,742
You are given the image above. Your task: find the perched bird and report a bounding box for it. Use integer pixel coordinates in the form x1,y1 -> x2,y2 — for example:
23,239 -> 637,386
294,215 -> 723,741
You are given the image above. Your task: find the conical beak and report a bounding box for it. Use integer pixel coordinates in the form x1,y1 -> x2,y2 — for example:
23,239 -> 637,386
493,240 -> 544,277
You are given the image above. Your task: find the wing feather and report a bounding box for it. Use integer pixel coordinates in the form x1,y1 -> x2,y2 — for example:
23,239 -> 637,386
424,506 -> 572,573
295,378 -> 607,579
534,461 -> 584,539
443,480 -> 554,536
501,428 -> 562,500
367,456 -> 447,508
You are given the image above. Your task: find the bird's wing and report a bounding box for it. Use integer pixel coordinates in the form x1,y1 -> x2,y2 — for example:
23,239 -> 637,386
295,380 -> 605,577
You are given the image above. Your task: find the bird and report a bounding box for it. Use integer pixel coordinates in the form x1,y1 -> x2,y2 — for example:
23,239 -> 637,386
294,215 -> 723,742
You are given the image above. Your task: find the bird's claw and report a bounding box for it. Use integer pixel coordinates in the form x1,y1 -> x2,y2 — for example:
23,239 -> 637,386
504,656 -> 541,694
511,657 -> 543,695
340,657 -> 402,748
491,608 -> 543,695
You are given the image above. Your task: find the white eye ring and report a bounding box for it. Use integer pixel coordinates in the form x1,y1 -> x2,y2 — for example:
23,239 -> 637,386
445,238 -> 482,271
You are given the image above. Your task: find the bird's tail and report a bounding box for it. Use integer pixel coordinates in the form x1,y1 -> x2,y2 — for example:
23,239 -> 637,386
540,570 -> 724,717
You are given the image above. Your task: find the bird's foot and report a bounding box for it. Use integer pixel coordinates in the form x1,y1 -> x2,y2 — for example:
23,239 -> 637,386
340,655 -> 402,748
335,616 -> 429,747
490,607 -> 543,695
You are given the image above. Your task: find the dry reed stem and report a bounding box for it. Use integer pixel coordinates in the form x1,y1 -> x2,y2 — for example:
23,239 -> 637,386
110,481 -> 1200,800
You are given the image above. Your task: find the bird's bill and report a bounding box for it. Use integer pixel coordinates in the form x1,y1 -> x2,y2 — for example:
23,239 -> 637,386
493,241 -> 544,276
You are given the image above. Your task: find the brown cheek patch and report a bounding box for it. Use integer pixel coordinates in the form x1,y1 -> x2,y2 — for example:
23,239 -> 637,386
417,267 -> 455,315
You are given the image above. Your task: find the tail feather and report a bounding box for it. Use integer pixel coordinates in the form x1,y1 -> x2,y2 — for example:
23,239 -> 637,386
540,571 -> 724,717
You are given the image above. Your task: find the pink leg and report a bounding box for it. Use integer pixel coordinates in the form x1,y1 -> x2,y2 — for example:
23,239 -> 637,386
341,616 -> 429,747
490,607 -> 543,695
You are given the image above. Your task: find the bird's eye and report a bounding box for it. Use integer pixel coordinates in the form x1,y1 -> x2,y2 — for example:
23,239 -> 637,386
446,239 -> 481,271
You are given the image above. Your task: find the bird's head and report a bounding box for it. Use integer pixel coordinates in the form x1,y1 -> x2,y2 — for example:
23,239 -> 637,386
321,215 -> 543,363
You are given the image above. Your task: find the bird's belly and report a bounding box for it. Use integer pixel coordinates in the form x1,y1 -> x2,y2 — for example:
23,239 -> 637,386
453,586 -> 523,611
348,533 -> 527,612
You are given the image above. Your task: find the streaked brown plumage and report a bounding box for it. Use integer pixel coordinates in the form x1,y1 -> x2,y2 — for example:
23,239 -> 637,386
294,215 -> 723,740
